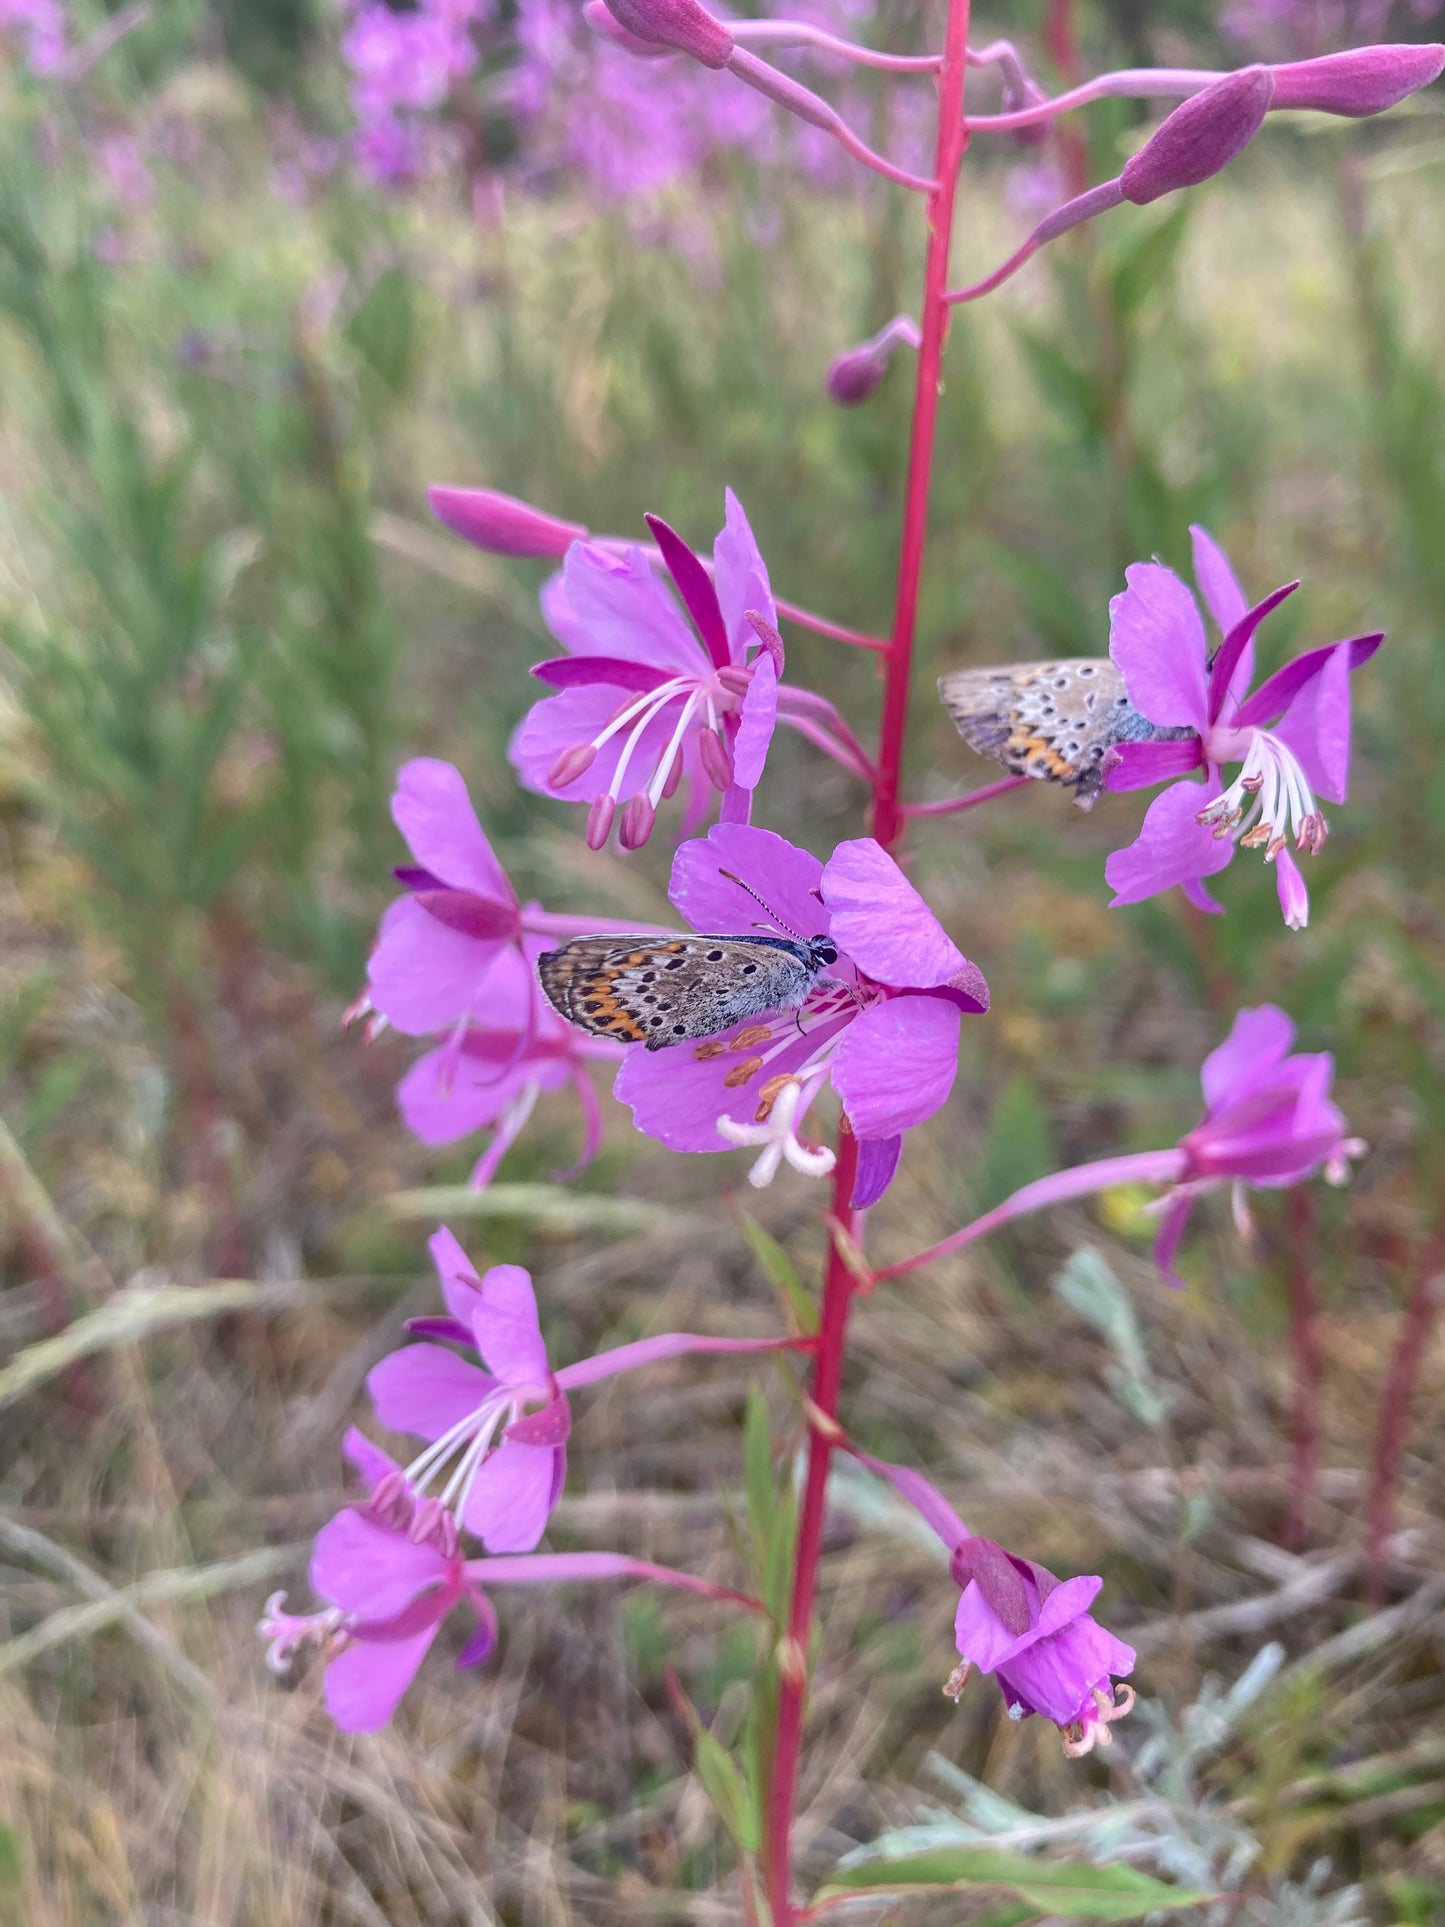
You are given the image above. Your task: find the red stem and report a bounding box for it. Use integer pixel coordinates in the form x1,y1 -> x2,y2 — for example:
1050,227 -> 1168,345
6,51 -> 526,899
1283,1188 -> 1321,1550
1364,1230 -> 1444,1603
870,0 -> 973,852
765,1129 -> 859,1924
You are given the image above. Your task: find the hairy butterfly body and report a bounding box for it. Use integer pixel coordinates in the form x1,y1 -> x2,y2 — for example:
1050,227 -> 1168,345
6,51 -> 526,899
537,933 -> 840,1050
939,658 -> 1183,811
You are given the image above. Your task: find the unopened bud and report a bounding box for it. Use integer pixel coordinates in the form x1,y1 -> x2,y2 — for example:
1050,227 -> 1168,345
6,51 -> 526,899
548,742 -> 598,790
1120,66 -> 1274,206
428,484 -> 588,560
1001,72 -> 1051,149
618,794 -> 656,849
1269,42 -> 1445,117
583,0 -> 674,55
698,727 -> 735,791
602,0 -> 733,67
826,313 -> 921,407
585,793 -> 616,850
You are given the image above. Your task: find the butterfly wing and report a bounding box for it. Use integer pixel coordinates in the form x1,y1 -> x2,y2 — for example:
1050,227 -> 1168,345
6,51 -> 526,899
537,935 -> 816,1050
939,658 -> 1142,810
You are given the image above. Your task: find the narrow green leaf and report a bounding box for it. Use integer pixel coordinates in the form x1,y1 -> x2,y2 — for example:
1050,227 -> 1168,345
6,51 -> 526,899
816,1845 -> 1214,1918
694,1732 -> 761,1854
743,1387 -> 777,1575
734,1208 -> 818,1334
1108,202 -> 1190,319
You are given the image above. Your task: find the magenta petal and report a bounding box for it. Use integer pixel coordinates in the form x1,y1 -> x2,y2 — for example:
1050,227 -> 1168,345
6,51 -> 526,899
367,1345 -> 494,1442
1180,874 -> 1226,916
367,898 -> 508,1036
461,1439 -> 560,1551
1151,1194 -> 1194,1289
668,823 -> 826,938
324,1626 -> 438,1732
1189,524 -> 1248,635
397,1043 -> 571,1148
1103,737 -> 1204,792
1200,1004 -> 1296,1111
616,1013 -> 843,1153
511,684 -> 684,805
475,1264 -> 549,1384
1274,639 -> 1352,805
645,513 -> 730,672
505,1393 -> 571,1447
311,1508 -> 446,1619
1205,581 -> 1299,723
556,541 -> 700,672
731,649 -> 778,789
833,995 -> 961,1138
428,1226 -> 483,1328
999,1614 -> 1133,1724
822,839 -> 966,988
455,1591 -> 499,1668
851,1133 -> 902,1209
529,654 -> 678,693
342,1426 -> 401,1491
713,489 -> 777,660
954,1579 -> 1029,1671
1233,632 -> 1383,730
392,759 -> 512,901
1105,779 -> 1234,906
1107,563 -> 1210,731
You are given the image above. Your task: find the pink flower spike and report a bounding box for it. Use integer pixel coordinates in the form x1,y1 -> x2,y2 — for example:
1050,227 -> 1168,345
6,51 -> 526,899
429,485 -> 589,560
602,0 -> 734,68
1269,44 -> 1445,117
1120,67 -> 1275,206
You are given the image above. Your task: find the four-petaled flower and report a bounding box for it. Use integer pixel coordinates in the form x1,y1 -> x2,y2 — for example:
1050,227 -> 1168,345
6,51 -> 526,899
1102,526 -> 1383,927
1152,1002 -> 1366,1285
512,493 -> 784,850
615,823 -> 988,1207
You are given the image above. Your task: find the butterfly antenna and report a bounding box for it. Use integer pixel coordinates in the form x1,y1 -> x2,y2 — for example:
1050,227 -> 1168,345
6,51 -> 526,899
717,867 -> 805,943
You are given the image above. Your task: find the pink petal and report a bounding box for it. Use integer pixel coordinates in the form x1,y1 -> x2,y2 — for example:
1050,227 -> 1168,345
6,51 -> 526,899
1274,638 -> 1352,805
461,1439 -> 561,1551
1151,1194 -> 1194,1289
1032,1572 -> 1105,1640
1200,1004 -> 1296,1112
529,654 -> 678,692
396,1041 -> 571,1147
832,994 -> 962,1138
428,1226 -> 484,1328
667,823 -> 826,940
1107,562 -> 1210,731
555,541 -> 701,671
1233,631 -> 1382,731
1103,738 -> 1204,792
342,1426 -> 401,1492
392,759 -> 513,901
714,488 -> 777,660
1204,581 -> 1299,723
367,898 -> 509,1037
475,1264 -> 549,1384
646,514 -> 729,672
615,1012 -> 846,1153
852,1133 -> 901,1208
311,1507 -> 447,1619
324,1626 -> 438,1732
1104,779 -> 1234,906
1181,875 -> 1226,916
510,684 -> 689,805
731,649 -> 778,789
1189,524 -> 1248,635
367,1345 -> 494,1443
822,839 -> 966,988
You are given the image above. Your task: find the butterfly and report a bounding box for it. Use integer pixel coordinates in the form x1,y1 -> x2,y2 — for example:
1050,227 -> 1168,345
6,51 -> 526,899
536,873 -> 840,1051
938,658 -> 1184,811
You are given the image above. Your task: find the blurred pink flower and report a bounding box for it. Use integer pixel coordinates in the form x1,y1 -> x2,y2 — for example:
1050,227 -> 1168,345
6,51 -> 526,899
0,0 -> 66,73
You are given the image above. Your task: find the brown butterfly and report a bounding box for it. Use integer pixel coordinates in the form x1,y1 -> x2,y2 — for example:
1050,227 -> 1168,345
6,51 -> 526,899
938,658 -> 1183,812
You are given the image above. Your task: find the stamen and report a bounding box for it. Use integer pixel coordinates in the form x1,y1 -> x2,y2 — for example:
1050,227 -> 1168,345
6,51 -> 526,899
693,1040 -> 729,1060
1197,728 -> 1326,865
644,689 -> 704,810
724,1056 -> 765,1087
942,1660 -> 971,1701
731,1025 -> 773,1051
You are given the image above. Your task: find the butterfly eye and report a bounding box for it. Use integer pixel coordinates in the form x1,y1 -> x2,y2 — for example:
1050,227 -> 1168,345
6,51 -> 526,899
814,940 -> 839,967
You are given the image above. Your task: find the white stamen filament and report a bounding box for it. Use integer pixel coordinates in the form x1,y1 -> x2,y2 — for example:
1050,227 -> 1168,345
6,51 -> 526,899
645,687 -> 705,809
1197,728 -> 1325,859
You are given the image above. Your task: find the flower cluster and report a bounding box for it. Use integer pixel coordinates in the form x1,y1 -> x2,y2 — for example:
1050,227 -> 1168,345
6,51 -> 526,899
338,0 -> 487,184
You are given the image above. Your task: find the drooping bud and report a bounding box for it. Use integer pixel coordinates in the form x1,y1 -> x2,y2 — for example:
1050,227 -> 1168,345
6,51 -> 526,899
826,313 -> 922,407
428,485 -> 589,560
1001,71 -> 1052,149
586,794 -> 616,850
602,0 -> 734,68
1121,66 -> 1275,206
582,0 -> 674,55
547,742 -> 598,790
698,727 -> 734,791
1269,43 -> 1445,117
619,795 -> 656,849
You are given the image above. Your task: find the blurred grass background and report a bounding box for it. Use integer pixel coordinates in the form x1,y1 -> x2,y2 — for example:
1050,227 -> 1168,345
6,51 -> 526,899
2,0 -> 1444,1920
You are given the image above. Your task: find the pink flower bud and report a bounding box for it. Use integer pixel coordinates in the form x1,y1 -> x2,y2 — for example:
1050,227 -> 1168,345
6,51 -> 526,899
1002,73 -> 1052,150
715,663 -> 755,697
428,485 -> 589,560
586,794 -> 616,850
1121,66 -> 1275,207
583,0 -> 674,55
827,344 -> 887,406
602,0 -> 734,68
618,795 -> 656,849
547,742 -> 598,789
698,727 -> 735,791
1269,43 -> 1445,117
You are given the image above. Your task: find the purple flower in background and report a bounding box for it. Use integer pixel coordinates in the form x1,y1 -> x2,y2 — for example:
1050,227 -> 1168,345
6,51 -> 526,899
513,493 -> 784,851
1102,526 -> 1384,927
258,1427 -> 497,1732
339,0 -> 488,183
615,824 -> 988,1207
1152,1004 -> 1366,1284
0,0 -> 66,73
859,1455 -> 1135,1757
360,758 -> 621,1186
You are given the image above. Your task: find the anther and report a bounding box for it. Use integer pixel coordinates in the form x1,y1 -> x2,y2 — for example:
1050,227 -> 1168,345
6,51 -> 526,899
942,1660 -> 971,1702
723,1056 -> 765,1087
730,1025 -> 773,1051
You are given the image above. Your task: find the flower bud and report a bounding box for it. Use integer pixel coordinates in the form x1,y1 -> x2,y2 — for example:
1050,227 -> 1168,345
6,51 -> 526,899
1269,43 -> 1445,117
1001,72 -> 1052,150
698,727 -> 734,791
602,0 -> 734,68
428,485 -> 589,560
618,794 -> 656,849
827,344 -> 888,406
547,742 -> 598,789
1120,66 -> 1274,207
585,794 -> 616,850
583,0 -> 674,55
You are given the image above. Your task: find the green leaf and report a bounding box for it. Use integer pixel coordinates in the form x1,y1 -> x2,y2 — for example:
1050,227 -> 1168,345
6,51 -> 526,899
743,1387 -> 777,1567
1016,328 -> 1103,444
816,1846 -> 1215,1918
344,266 -> 417,395
694,1732 -> 761,1855
734,1208 -> 818,1334
1108,202 -> 1190,320
978,1075 -> 1055,1214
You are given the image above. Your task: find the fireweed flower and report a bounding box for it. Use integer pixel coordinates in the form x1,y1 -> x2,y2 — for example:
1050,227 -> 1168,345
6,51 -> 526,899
339,0 -> 486,184
0,0 -> 66,73
614,823 -> 988,1208
360,757 -> 623,1185
512,493 -> 785,851
862,1456 -> 1136,1757
876,1003 -> 1365,1289
1101,526 -> 1384,926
